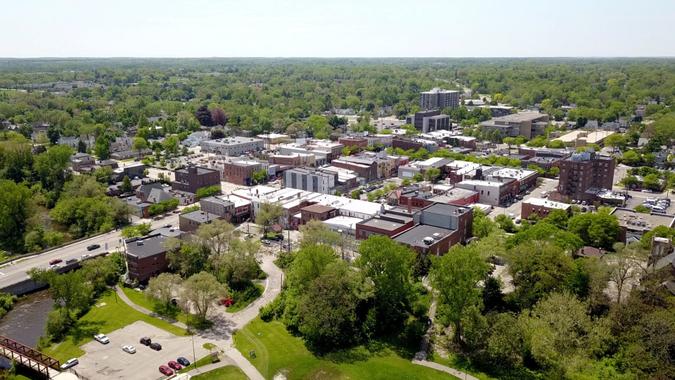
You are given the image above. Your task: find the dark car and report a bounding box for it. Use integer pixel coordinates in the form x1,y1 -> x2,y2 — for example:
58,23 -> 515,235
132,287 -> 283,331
139,337 -> 151,346
158,365 -> 173,376
49,258 -> 63,265
167,361 -> 182,371
86,244 -> 100,251
150,342 -> 162,351
176,357 -> 190,367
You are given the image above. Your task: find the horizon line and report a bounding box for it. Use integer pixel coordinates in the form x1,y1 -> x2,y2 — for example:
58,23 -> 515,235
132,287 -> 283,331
1,56 -> 675,60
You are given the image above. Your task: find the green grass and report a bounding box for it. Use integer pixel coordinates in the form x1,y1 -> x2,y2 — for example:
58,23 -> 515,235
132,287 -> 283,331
177,352 -> 218,374
121,287 -> 190,324
234,318 -> 457,380
44,290 -> 188,363
191,365 -> 249,380
431,352 -> 496,380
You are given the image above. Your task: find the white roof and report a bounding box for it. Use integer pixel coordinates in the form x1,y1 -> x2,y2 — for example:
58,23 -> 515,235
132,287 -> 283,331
457,179 -> 505,187
322,216 -> 363,230
524,197 -> 571,210
554,130 -> 615,144
488,167 -> 537,180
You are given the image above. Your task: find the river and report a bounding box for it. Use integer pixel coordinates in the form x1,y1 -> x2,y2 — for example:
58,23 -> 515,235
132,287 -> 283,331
0,290 -> 53,347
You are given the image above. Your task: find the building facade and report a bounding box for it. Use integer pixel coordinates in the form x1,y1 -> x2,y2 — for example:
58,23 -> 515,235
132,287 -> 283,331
173,165 -> 221,194
420,88 -> 460,110
200,137 -> 264,156
557,152 -> 615,201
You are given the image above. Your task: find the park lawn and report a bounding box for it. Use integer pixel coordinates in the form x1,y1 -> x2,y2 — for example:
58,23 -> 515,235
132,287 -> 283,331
234,318 -> 456,380
431,352 -> 496,380
191,365 -> 249,380
44,290 -> 188,362
121,286 -> 190,325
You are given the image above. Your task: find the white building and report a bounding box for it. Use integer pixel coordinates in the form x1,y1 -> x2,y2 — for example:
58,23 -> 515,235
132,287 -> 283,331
200,137 -> 264,156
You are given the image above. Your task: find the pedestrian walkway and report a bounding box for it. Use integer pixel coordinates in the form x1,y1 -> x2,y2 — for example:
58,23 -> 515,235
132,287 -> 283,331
412,359 -> 480,380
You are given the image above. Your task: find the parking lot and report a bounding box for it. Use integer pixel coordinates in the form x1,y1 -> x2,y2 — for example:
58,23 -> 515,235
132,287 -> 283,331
73,321 -> 209,380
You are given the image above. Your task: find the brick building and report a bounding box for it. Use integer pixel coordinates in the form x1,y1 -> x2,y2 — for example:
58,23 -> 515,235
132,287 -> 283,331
300,204 -> 338,224
557,152 -> 615,201
222,159 -> 262,186
125,234 -> 169,283
521,198 -> 572,219
173,165 -> 221,194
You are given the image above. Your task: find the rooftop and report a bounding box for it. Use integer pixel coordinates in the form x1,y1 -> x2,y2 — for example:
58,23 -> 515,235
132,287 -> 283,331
423,202 -> 471,216
394,224 -> 455,248
457,179 -> 508,188
302,203 -> 336,214
492,111 -> 547,123
180,210 -> 220,224
203,136 -> 263,145
125,234 -> 168,259
486,167 -> 538,181
611,208 -> 675,232
421,88 -> 459,95
524,197 -> 572,210
554,130 -> 615,144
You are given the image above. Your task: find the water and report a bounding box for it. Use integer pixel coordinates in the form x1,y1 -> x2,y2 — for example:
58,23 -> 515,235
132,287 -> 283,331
0,290 -> 53,347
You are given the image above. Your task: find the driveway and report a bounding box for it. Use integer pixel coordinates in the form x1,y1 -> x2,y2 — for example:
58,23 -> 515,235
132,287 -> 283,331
73,321 -> 211,380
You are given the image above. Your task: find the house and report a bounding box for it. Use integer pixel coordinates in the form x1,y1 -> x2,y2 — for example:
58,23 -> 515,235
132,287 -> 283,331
179,210 -> 221,233
70,152 -> 95,171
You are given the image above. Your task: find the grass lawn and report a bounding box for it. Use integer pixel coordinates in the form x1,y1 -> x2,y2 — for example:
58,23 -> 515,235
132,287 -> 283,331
121,286 -> 190,325
234,318 -> 457,380
44,290 -> 188,363
431,352 -> 495,380
191,365 -> 249,380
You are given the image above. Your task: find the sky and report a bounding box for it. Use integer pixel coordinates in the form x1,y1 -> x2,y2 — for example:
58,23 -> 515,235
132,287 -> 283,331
1,0 -> 674,58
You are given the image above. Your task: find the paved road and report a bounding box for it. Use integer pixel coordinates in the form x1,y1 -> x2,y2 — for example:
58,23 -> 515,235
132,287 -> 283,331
0,213 -> 180,289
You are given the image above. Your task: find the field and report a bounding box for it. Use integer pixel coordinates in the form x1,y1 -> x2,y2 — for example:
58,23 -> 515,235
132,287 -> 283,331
234,318 -> 456,380
121,286 -> 190,325
192,365 -> 249,380
44,291 -> 187,362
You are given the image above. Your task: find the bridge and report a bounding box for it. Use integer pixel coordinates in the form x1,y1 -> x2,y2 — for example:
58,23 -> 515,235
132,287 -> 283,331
0,335 -> 61,378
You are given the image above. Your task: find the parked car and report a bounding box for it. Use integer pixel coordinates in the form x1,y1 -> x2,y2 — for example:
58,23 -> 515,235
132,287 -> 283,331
65,258 -> 78,265
81,254 -> 91,260
167,361 -> 182,371
86,244 -> 100,251
122,345 -> 136,354
94,334 -> 110,344
176,357 -> 191,367
49,264 -> 60,270
140,337 -> 152,346
260,239 -> 271,246
150,342 -> 162,351
60,358 -> 79,370
158,365 -> 174,376
49,258 -> 63,265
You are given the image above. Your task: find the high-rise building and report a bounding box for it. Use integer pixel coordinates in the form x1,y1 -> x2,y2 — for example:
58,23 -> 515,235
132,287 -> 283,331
420,88 -> 460,110
557,152 -> 615,201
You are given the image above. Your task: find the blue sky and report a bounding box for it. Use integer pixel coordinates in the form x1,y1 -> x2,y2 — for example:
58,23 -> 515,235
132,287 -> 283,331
1,0 -> 674,57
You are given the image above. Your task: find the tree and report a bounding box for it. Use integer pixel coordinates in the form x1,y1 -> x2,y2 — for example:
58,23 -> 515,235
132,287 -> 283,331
472,208 -> 496,238
195,185 -> 221,199
357,236 -> 414,332
495,214 -> 517,233
299,220 -> 341,248
147,273 -> 183,315
251,169 -> 267,185
306,115 -> 332,139
216,239 -> 262,289
424,167 -> 441,183
47,126 -> 60,145
431,244 -> 489,344
121,223 -> 152,238
210,107 -> 228,126
163,135 -> 179,156
508,221 -> 583,252
120,175 -> 132,193
642,173 -> 661,191
132,137 -> 148,158
77,139 -> 87,153
166,241 -> 210,278
298,262 -> 373,351
33,145 -> 72,193
93,166 -> 113,184
255,202 -> 283,234
608,243 -> 641,304
195,219 -> 237,257
0,180 -> 31,252
195,105 -> 214,127
181,271 -> 227,323
507,241 -> 575,308
568,210 -> 619,250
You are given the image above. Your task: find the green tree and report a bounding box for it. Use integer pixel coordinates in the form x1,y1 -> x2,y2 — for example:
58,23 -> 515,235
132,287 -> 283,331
299,220 -> 341,248
147,272 -> 183,316
568,210 -> 619,250
132,137 -> 148,158
33,145 -> 72,193
357,236 -> 415,332
0,180 -> 32,252
163,135 -> 179,156
120,175 -> 132,193
472,208 -> 496,238
431,244 -> 489,344
251,169 -> 268,185
424,167 -> 441,183
255,202 -> 284,234
306,115 -> 332,139
181,271 -> 227,323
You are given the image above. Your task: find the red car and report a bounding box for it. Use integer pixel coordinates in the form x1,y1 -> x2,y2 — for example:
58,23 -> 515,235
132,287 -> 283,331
167,361 -> 182,371
49,258 -> 63,265
218,297 -> 234,307
159,365 -> 174,376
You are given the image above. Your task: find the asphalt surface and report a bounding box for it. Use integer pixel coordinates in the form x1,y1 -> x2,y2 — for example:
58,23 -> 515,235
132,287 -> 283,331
0,213 -> 180,289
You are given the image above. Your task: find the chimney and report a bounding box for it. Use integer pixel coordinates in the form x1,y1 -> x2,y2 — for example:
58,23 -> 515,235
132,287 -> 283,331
407,196 -> 412,213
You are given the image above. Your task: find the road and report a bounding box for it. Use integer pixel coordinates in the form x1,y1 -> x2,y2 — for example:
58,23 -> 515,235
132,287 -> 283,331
0,213 -> 180,290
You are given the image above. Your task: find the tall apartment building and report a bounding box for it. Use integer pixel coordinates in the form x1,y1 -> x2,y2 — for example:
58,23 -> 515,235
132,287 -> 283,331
420,88 -> 460,110
557,152 -> 615,201
283,167 -> 338,194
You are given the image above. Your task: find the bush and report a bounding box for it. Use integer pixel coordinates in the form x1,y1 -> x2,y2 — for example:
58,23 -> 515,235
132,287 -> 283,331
0,292 -> 16,319
260,296 -> 285,322
46,308 -> 72,341
195,185 -> 221,200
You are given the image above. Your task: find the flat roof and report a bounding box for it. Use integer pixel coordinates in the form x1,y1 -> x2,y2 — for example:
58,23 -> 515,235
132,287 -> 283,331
126,234 -> 168,259
180,210 -> 220,223
358,217 -> 408,232
322,216 -> 363,229
302,203 -> 336,214
457,179 -> 507,187
523,197 -> 571,210
486,167 -> 537,180
394,225 -> 454,248
493,111 -> 547,123
611,208 -> 675,232
423,202 -> 471,215
554,130 -> 615,144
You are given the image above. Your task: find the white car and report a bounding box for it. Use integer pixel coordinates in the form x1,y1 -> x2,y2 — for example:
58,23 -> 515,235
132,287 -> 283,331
122,345 -> 136,354
81,254 -> 91,260
49,264 -> 60,270
60,358 -> 79,370
94,334 -> 110,344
